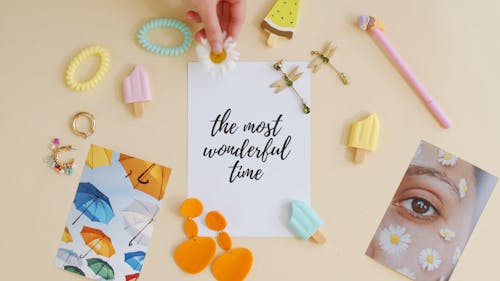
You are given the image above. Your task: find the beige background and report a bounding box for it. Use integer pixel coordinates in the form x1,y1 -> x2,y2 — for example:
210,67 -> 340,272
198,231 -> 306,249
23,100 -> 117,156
1,0 -> 499,280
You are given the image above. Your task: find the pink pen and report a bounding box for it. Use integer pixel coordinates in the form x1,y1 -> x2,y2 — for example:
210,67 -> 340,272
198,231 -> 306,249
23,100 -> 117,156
357,15 -> 452,129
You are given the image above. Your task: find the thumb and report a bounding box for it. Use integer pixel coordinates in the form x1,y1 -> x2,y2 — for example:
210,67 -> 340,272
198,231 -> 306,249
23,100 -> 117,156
199,4 -> 223,53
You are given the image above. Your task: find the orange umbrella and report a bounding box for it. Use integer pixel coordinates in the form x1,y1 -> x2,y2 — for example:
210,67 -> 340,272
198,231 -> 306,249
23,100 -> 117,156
119,153 -> 171,200
80,226 -> 115,258
61,226 -> 73,243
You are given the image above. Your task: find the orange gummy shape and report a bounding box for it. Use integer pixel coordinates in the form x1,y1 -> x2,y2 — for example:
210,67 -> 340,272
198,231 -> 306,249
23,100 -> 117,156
174,237 -> 217,274
184,219 -> 198,238
217,231 -> 232,251
212,248 -> 253,281
181,198 -> 203,218
205,211 -> 227,231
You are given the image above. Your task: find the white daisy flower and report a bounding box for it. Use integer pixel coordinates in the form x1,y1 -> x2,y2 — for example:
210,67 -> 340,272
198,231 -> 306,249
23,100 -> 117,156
452,246 -> 461,264
397,267 -> 416,280
419,248 -> 442,271
196,32 -> 240,78
437,149 -> 458,166
439,228 -> 456,241
458,178 -> 469,198
378,225 -> 412,255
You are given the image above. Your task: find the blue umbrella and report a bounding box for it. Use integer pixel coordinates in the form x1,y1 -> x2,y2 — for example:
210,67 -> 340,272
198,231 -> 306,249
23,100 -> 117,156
56,248 -> 82,267
124,251 -> 146,271
72,182 -> 115,225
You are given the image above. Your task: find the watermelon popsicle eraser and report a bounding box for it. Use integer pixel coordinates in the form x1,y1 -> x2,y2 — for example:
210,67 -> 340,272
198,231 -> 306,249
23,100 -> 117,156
289,200 -> 326,244
261,0 -> 300,47
123,65 -> 152,117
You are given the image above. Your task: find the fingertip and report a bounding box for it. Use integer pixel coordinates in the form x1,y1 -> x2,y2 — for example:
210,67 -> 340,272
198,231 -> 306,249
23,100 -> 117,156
194,29 -> 206,43
186,10 -> 202,23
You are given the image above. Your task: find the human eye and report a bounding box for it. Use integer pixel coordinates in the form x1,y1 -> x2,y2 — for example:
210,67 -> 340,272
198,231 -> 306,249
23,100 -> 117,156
396,197 -> 440,222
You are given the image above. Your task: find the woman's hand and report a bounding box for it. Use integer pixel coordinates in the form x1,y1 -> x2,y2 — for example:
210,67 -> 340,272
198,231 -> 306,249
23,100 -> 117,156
187,0 -> 246,53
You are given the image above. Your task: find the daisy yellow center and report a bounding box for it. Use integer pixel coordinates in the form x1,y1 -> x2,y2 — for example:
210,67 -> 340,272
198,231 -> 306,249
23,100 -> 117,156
210,50 -> 227,64
444,232 -> 450,238
443,153 -> 452,160
463,185 -> 468,192
426,255 -> 434,263
390,234 -> 400,244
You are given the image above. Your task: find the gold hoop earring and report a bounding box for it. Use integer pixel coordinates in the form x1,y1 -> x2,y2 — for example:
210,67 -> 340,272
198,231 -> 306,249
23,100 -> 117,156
72,112 -> 96,139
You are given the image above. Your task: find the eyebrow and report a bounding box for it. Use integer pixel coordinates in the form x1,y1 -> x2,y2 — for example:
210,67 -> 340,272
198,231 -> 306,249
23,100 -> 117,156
406,165 -> 460,196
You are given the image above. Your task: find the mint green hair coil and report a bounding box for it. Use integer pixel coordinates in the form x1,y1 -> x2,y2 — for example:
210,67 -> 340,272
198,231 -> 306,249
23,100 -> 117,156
137,18 -> 193,56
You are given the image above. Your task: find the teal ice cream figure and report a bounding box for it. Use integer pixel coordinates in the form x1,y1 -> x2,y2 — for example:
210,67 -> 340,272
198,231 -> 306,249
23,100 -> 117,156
289,200 -> 326,244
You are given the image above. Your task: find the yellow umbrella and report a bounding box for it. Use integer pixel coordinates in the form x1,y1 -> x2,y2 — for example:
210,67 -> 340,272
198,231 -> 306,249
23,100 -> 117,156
119,153 -> 171,200
61,226 -> 73,243
80,226 -> 115,258
86,145 -> 113,169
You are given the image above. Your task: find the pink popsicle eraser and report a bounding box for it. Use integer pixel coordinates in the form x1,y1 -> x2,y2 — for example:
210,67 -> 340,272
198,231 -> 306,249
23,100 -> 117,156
123,65 -> 152,117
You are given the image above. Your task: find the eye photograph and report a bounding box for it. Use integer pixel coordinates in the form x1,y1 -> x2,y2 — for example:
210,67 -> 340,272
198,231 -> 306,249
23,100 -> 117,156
366,141 -> 497,281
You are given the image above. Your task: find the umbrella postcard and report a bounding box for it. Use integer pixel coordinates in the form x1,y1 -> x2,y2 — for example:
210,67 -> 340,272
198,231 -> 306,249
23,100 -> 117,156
188,62 -> 310,237
55,145 -> 171,280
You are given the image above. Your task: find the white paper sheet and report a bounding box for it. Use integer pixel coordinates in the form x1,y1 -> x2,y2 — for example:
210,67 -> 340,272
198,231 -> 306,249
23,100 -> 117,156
188,62 -> 310,237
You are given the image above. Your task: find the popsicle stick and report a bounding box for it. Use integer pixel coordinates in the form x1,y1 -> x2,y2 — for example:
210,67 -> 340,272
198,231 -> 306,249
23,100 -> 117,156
310,230 -> 326,244
354,148 -> 367,164
267,33 -> 279,48
133,102 -> 144,117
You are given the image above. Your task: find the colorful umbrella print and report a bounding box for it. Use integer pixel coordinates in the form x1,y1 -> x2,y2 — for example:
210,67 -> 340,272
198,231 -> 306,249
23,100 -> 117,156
87,258 -> 115,280
80,226 -> 115,258
86,145 -> 113,169
72,182 -> 115,225
57,248 -> 82,267
61,226 -> 73,243
126,273 -> 140,281
122,199 -> 159,246
119,154 -> 171,200
64,265 -> 86,276
124,251 -> 146,271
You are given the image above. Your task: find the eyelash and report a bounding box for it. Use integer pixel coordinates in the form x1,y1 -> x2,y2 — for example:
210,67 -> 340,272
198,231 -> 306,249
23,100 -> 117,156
398,197 -> 440,221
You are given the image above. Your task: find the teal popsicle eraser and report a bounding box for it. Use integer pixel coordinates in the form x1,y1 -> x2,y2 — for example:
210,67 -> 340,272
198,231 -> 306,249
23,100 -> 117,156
289,200 -> 326,244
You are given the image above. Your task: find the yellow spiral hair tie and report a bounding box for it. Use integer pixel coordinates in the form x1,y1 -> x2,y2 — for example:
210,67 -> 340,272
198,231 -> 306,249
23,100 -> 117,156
65,45 -> 111,92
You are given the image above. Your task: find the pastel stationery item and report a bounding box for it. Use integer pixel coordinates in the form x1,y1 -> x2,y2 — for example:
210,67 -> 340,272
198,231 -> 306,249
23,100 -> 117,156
188,62 -> 310,237
348,113 -> 379,164
261,0 -> 300,47
206,211 -> 253,281
357,15 -> 452,129
174,198 -> 216,274
289,200 -> 326,244
55,145 -> 172,280
123,65 -> 152,117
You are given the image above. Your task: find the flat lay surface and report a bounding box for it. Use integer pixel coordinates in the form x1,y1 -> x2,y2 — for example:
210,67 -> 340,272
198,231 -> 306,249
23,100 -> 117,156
1,0 -> 500,280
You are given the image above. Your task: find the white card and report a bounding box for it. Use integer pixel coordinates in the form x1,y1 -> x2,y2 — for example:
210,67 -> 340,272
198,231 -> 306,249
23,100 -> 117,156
188,62 -> 310,237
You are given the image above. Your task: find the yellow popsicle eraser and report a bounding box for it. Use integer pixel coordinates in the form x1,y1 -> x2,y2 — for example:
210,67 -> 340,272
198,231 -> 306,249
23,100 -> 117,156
348,113 -> 380,151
